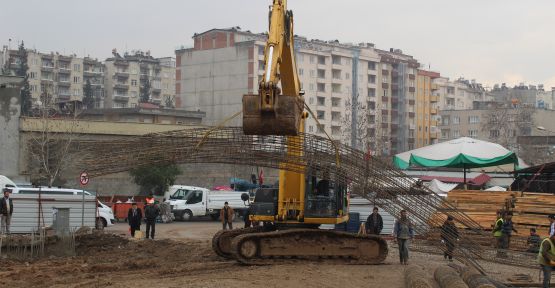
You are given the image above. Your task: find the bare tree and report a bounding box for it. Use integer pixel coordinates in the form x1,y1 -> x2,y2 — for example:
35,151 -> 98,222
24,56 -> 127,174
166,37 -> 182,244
341,98 -> 368,151
481,103 -> 534,151
26,84 -> 84,186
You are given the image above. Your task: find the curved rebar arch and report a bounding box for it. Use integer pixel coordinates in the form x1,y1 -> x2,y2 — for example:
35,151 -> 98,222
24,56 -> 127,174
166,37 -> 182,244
75,127 -> 535,269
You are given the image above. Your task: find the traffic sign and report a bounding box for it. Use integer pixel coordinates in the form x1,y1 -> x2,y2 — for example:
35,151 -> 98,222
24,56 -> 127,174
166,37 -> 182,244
79,171 -> 90,186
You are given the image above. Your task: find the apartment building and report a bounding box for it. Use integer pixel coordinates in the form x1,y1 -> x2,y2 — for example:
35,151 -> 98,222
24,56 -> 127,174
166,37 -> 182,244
374,49 -> 420,153
104,50 -> 175,109
490,83 -> 555,109
176,28 -> 421,155
5,49 -> 103,109
433,77 -> 491,111
415,70 -> 441,148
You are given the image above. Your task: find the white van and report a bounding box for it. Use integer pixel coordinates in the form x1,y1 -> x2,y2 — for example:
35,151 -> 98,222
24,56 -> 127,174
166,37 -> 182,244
0,175 -> 17,190
8,187 -> 115,228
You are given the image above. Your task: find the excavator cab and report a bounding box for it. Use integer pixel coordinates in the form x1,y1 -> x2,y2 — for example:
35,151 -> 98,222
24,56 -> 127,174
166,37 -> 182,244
305,172 -> 348,219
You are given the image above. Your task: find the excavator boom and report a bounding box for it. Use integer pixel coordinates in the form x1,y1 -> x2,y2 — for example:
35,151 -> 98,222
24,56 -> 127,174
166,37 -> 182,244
242,0 -> 305,136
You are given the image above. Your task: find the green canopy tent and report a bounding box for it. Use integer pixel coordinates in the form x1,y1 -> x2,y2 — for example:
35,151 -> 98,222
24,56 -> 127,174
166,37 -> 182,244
394,137 -> 518,186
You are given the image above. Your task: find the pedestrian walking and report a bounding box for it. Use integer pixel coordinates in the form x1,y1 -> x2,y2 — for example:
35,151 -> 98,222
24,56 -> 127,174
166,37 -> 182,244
441,215 -> 459,261
537,234 -> 555,288
393,210 -> 414,265
144,201 -> 160,239
0,188 -> 14,235
220,202 -> 234,230
366,207 -> 383,235
127,202 -> 142,238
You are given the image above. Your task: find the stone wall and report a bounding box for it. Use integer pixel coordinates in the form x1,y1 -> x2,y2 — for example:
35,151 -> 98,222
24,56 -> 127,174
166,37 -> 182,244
0,87 -> 22,181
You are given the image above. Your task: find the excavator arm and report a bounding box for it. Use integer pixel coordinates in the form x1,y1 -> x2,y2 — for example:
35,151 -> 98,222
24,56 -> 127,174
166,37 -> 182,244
242,0 -> 305,136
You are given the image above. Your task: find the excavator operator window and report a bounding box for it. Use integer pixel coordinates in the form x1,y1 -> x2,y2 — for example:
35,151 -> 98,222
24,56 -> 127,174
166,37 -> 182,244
305,174 -> 338,218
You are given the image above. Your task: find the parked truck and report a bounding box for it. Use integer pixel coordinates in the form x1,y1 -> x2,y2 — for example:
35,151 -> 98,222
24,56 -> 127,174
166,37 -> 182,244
166,185 -> 248,221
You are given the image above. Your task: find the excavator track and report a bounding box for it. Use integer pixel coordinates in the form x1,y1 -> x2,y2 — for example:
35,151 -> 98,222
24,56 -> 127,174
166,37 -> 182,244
212,226 -> 270,259
230,229 -> 388,265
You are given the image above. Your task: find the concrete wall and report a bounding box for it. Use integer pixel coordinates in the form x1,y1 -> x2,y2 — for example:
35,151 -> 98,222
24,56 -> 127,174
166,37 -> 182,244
0,87 -> 22,180
178,45 -> 250,126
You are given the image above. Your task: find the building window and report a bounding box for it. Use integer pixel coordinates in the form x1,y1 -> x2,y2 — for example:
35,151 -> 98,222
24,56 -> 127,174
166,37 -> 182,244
489,130 -> 500,138
309,83 -> 314,91
345,73 -> 350,80
368,75 -> 376,84
297,54 -> 304,62
317,124 -> 325,134
332,55 -> 341,65
332,69 -> 341,79
258,46 -> 265,55
453,116 -> 460,125
310,70 -> 315,78
310,56 -> 315,64
73,76 -> 80,83
259,60 -> 265,71
131,79 -> 137,86
73,64 -> 80,72
317,69 -> 325,79
299,68 -> 304,76
468,115 -> 480,124
332,84 -> 341,93
368,62 -> 376,70
131,91 -> 138,98
382,77 -> 388,83
73,89 -> 80,96
468,130 -> 478,138
317,83 -> 325,92
317,110 -> 325,120
331,97 -> 341,107
453,130 -> 460,138
317,56 -> 326,65
368,88 -> 376,97
317,96 -> 325,106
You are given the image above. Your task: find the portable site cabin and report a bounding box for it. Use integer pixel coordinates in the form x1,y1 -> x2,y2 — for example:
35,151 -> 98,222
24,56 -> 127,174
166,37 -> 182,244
9,194 -> 97,234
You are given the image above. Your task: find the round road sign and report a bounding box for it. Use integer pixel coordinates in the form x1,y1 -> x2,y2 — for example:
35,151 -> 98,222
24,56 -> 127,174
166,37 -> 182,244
79,171 -> 90,186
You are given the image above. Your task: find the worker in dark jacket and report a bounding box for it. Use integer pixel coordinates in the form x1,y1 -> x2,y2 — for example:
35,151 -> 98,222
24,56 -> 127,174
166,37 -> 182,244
0,188 -> 14,234
220,202 -> 234,230
366,207 -> 383,235
127,203 -> 142,237
144,202 -> 160,239
441,215 -> 459,261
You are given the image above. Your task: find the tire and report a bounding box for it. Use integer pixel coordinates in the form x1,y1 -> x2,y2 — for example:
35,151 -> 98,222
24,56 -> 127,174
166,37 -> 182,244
95,218 -> 106,230
182,210 -> 193,221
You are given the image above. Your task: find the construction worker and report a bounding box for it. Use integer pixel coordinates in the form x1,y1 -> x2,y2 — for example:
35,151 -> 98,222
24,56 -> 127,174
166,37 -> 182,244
537,234 -> 555,288
144,200 -> 160,239
366,207 -> 383,235
548,215 -> 555,237
528,228 -> 541,253
127,202 -> 142,238
441,215 -> 459,261
502,212 -> 518,249
493,210 -> 504,250
0,188 -> 14,235
220,202 -> 234,230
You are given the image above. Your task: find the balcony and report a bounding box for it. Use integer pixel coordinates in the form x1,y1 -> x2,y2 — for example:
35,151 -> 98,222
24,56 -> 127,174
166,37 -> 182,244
408,112 -> 415,118
58,81 -> 71,87
408,87 -> 415,92
58,93 -> 71,100
113,94 -> 129,101
430,95 -> 439,102
431,84 -> 439,90
58,55 -> 72,62
408,74 -> 416,80
430,132 -> 439,139
409,123 -> 416,130
41,65 -> 55,72
114,83 -> 129,90
58,68 -> 71,74
151,96 -> 162,104
382,69 -> 389,76
382,96 -> 388,102
382,83 -> 389,89
408,100 -> 415,105
391,70 -> 399,78
115,71 -> 129,78
152,87 -> 162,94
41,78 -> 54,84
430,108 -> 438,114
381,123 -> 389,128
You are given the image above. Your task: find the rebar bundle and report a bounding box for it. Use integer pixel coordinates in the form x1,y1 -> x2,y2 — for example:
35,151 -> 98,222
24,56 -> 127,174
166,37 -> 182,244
74,127 -> 536,269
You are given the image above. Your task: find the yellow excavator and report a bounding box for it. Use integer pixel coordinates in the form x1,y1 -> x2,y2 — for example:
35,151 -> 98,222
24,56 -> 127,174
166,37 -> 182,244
212,0 -> 388,264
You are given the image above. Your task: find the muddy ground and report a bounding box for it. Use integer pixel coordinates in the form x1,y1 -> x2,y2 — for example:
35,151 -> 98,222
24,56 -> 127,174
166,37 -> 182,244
0,222 -> 539,288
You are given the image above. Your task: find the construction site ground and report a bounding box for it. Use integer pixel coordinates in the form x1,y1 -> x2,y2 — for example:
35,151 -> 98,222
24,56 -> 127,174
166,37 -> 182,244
0,219 -> 539,288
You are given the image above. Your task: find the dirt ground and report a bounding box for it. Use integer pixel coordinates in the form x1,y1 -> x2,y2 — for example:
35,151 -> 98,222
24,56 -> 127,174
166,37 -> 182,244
0,220 -> 539,288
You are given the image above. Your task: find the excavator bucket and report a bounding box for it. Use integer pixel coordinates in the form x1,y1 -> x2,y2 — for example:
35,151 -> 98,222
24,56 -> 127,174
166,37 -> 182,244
242,94 -> 303,136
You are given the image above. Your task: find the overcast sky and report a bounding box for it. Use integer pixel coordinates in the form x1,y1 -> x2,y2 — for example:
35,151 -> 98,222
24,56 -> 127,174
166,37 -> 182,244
2,0 -> 554,89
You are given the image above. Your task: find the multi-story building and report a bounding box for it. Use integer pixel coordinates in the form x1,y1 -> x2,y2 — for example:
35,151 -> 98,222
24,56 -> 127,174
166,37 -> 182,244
415,70 -> 441,148
104,50 -> 175,109
490,83 -> 555,110
82,57 -> 105,108
176,28 -> 420,155
5,49 -> 102,110
433,77 -> 491,111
